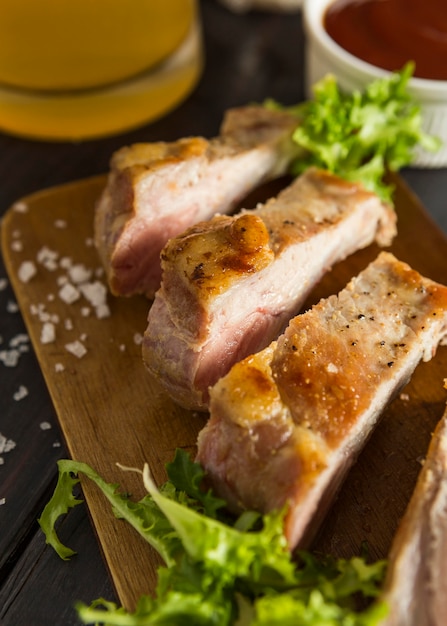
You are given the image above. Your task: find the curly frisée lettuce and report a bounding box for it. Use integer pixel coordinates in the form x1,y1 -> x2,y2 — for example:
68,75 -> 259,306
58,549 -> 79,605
265,63 -> 441,204
38,450 -> 388,626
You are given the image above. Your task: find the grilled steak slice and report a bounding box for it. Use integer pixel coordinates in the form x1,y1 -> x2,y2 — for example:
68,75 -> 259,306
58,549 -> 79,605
380,395 -> 447,626
196,252 -> 447,551
94,105 -> 299,298
143,168 -> 396,410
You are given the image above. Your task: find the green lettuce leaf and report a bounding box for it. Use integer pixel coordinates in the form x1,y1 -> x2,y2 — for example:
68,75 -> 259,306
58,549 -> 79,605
38,459 -> 181,566
165,448 -> 227,519
265,63 -> 441,204
251,589 -> 389,626
38,451 -> 388,626
37,466 -> 82,560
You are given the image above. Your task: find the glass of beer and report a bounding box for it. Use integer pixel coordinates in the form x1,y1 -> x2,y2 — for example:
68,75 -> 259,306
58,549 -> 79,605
0,0 -> 203,141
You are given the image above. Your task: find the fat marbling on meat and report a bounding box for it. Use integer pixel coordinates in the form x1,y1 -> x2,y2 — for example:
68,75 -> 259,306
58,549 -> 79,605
94,105 -> 299,298
380,390 -> 447,626
143,168 -> 396,410
196,252 -> 447,551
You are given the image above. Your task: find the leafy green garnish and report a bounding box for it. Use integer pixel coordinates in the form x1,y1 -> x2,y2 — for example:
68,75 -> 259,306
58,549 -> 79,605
39,450 -> 388,626
265,63 -> 441,203
165,448 -> 227,519
38,459 -> 182,566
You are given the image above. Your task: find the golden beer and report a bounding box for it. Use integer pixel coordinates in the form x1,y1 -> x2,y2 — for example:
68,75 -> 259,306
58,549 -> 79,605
0,0 -> 202,140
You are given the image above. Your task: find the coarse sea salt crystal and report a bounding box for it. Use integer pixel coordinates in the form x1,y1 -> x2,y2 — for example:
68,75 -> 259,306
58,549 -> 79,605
65,340 -> 87,358
11,240 -> 23,252
54,219 -> 67,229
79,281 -> 111,318
1,349 -> 19,367
10,333 -> 29,348
13,385 -> 28,401
39,309 -> 51,323
96,303 -> 110,319
79,281 -> 107,306
68,264 -> 92,284
32,303 -> 49,322
6,300 -> 19,313
2,350 -> 19,366
58,282 -> 80,304
43,258 -> 58,272
37,246 -> 59,271
41,322 -> 56,344
0,333 -> 30,367
134,333 -> 143,345
40,421 -> 52,430
13,201 -> 28,213
37,246 -> 58,262
0,433 -> 16,454
18,260 -> 37,283
59,257 -> 72,269
30,303 -> 58,326
55,363 -> 65,372
0,278 -> 8,290
0,433 -> 16,472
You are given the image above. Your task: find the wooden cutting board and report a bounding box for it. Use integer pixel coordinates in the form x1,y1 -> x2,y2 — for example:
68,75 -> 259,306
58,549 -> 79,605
2,173 -> 447,611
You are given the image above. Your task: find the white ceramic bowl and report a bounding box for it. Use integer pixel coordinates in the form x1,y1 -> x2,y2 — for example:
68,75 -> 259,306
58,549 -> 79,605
302,0 -> 447,168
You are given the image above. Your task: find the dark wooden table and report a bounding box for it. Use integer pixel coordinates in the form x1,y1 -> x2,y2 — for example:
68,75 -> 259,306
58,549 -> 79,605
0,2 -> 446,624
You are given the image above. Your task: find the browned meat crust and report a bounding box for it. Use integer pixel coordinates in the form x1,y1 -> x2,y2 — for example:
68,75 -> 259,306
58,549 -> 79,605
143,168 -> 396,410
196,253 -> 447,551
94,105 -> 299,298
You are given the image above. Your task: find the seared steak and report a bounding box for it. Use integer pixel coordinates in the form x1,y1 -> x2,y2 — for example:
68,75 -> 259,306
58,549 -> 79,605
143,168 -> 396,410
380,394 -> 447,626
94,105 -> 299,297
196,253 -> 447,550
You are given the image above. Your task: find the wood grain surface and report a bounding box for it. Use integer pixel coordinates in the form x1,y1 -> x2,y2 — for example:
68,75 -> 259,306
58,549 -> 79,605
2,173 -> 447,611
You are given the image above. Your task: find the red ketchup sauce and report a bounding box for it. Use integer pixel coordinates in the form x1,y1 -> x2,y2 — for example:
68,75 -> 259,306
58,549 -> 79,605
324,0 -> 447,81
